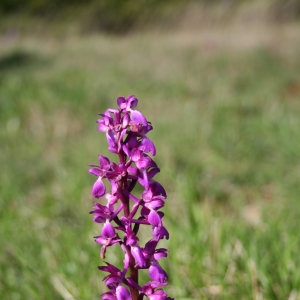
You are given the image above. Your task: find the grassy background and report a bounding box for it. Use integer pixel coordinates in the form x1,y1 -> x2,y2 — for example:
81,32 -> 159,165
1,4 -> 300,299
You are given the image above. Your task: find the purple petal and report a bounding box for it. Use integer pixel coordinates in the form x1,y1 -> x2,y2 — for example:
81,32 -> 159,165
123,253 -> 130,272
138,177 -> 147,189
106,276 -> 122,287
116,286 -> 131,300
140,170 -> 150,190
142,189 -> 153,201
141,123 -> 153,134
117,96 -> 126,109
122,144 -> 130,157
122,114 -> 130,128
148,158 -> 158,169
152,226 -> 169,240
127,166 -> 138,176
101,292 -> 116,300
95,236 -> 106,245
98,262 -> 121,274
131,245 -> 147,268
131,109 -> 147,126
131,148 -> 141,162
151,181 -> 166,198
92,178 -> 106,198
149,290 -> 168,300
144,239 -> 158,254
147,168 -> 160,180
108,108 -> 119,114
136,156 -> 151,169
99,155 -> 111,170
126,95 -> 138,109
146,199 -> 165,210
109,179 -> 118,194
106,194 -> 119,210
108,147 -> 118,154
140,137 -> 156,156
106,131 -> 116,149
127,136 -> 139,148
125,227 -> 139,245
142,282 -> 153,295
98,121 -> 108,132
148,210 -> 161,227
90,202 -> 112,215
153,249 -> 169,260
149,262 -> 168,283
89,167 -> 102,176
103,109 -> 111,117
144,281 -> 167,290
93,215 -> 106,223
126,277 -> 142,291
102,221 -> 116,239
141,206 -> 150,218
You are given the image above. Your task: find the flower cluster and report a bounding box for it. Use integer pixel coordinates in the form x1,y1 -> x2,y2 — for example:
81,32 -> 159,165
89,96 -> 173,300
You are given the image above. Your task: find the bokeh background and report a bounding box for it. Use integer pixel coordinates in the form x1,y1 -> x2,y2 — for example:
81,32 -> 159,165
1,0 -> 300,299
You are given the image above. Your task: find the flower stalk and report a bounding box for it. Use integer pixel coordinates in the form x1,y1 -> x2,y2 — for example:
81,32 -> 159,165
88,96 -> 173,300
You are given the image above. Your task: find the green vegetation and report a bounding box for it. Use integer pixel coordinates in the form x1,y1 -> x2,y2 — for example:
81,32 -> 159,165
1,23 -> 300,299
0,0 -> 184,34
1,0 -> 300,34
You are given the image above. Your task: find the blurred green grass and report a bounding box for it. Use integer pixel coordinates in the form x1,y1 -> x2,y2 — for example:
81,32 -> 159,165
1,26 -> 300,299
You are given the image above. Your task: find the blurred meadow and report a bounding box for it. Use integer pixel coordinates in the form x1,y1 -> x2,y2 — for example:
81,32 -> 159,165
1,0 -> 300,299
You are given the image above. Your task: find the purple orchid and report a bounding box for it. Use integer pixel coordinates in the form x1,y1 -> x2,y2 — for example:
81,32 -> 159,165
88,96 -> 173,300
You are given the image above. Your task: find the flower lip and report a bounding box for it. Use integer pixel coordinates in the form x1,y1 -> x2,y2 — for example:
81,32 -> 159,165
102,221 -> 117,239
131,110 -> 147,126
116,285 -> 131,300
149,261 -> 168,283
92,177 -> 106,198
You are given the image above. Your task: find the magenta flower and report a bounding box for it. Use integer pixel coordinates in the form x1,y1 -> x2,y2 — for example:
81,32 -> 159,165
88,96 -> 172,299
